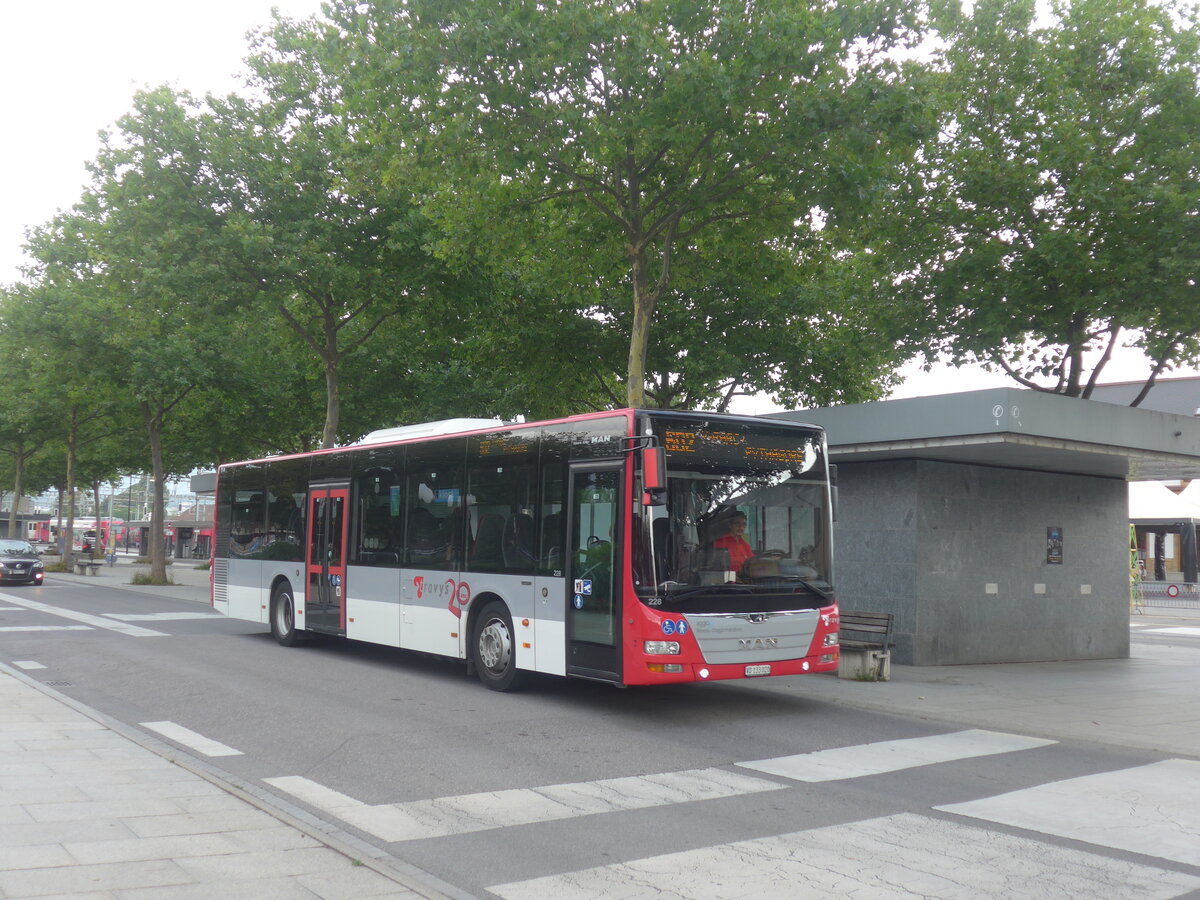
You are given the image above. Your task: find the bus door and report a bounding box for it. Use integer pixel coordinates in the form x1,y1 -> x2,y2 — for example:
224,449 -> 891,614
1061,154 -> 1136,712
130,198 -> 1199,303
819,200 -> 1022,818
306,485 -> 348,634
566,463 -> 622,681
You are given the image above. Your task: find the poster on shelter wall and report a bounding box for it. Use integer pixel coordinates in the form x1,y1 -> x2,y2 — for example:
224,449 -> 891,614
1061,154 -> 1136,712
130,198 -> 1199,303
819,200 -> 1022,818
1046,527 -> 1063,564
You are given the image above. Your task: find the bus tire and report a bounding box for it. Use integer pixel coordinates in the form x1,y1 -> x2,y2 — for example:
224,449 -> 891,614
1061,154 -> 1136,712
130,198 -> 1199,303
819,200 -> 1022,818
270,582 -> 301,647
471,601 -> 524,692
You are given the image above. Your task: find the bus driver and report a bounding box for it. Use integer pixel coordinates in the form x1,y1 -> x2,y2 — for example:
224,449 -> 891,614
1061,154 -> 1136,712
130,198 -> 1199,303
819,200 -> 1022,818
711,510 -> 754,573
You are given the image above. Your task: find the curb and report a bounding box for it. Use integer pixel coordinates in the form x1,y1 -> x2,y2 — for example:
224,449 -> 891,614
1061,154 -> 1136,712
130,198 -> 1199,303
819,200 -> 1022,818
0,660 -> 476,900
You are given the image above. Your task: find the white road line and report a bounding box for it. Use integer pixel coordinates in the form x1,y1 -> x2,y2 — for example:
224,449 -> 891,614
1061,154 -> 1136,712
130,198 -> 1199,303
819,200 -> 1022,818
1142,626 -> 1200,636
102,612 -> 220,621
487,812 -> 1200,900
11,660 -> 47,669
265,767 -> 785,842
937,758 -> 1200,867
0,625 -> 92,633
0,606 -> 27,611
140,721 -> 243,757
264,776 -> 367,812
0,592 -> 167,637
737,729 -> 1056,783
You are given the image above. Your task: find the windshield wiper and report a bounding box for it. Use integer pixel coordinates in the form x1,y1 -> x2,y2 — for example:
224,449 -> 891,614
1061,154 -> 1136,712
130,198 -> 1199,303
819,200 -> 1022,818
657,583 -> 755,600
793,578 -> 833,599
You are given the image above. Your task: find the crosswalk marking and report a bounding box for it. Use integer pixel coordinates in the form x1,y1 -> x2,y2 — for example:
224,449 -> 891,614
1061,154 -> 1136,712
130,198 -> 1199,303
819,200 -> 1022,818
737,729 -> 1056,782
937,758 -> 1200,867
265,767 -> 786,843
0,625 -> 92,632
102,612 -> 220,621
264,776 -> 367,813
140,721 -> 243,757
0,592 -> 168,637
1142,626 -> 1200,636
486,812 -> 1200,900
11,660 -> 47,669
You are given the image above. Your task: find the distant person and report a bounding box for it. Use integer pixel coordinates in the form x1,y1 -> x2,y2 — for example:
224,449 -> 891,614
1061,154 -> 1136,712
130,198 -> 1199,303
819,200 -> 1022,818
712,511 -> 754,571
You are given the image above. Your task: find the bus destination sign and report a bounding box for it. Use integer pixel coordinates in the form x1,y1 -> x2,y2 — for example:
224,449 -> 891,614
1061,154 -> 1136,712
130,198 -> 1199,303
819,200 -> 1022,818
662,427 -> 818,473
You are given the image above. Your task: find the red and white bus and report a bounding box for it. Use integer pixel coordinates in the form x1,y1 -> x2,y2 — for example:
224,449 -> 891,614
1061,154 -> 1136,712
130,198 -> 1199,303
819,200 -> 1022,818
212,409 -> 840,690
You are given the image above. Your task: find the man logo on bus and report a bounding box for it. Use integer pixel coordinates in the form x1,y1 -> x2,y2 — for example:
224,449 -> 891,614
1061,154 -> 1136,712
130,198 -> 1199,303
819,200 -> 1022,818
739,637 -> 779,650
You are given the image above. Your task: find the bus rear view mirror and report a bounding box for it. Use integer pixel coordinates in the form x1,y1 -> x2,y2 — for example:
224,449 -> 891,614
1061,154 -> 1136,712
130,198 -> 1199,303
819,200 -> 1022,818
641,445 -> 667,506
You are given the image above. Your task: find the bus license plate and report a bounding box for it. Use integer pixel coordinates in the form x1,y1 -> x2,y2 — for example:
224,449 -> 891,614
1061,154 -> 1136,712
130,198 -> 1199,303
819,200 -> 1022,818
745,664 -> 771,677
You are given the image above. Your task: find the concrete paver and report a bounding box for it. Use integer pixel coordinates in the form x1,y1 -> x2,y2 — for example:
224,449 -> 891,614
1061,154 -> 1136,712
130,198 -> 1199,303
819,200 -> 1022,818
0,661 -> 436,900
4,558 -> 1197,897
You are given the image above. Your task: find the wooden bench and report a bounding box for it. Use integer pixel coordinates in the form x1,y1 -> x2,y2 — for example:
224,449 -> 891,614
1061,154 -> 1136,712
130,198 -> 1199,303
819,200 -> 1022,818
73,557 -> 103,576
838,610 -> 895,681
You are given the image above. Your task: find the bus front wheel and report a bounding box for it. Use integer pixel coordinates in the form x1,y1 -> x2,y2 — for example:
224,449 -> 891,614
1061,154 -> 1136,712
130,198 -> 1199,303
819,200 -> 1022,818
270,582 -> 301,647
471,601 -> 525,692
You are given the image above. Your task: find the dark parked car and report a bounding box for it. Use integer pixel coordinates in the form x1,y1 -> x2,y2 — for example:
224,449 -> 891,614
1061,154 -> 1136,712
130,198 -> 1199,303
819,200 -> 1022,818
0,539 -> 45,585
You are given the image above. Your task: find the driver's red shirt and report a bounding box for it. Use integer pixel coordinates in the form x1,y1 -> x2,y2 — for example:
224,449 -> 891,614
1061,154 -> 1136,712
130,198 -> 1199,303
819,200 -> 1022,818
712,534 -> 754,570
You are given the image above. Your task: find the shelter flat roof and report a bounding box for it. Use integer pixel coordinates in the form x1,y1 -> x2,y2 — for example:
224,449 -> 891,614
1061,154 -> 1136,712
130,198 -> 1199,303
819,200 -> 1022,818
776,388 -> 1200,481
1129,481 -> 1200,524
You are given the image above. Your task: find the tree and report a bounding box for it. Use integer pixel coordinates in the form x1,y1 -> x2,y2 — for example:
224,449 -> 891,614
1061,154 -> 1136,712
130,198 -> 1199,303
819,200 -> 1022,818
203,16 -> 490,448
2,244 -> 128,558
893,0 -> 1200,401
327,0 -> 929,408
32,88 -> 250,579
0,290 -> 59,539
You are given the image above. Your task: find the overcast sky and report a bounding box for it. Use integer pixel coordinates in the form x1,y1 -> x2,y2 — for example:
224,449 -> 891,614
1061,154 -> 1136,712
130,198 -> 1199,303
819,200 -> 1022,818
1,0 -> 323,285
2,1 -> 1190,399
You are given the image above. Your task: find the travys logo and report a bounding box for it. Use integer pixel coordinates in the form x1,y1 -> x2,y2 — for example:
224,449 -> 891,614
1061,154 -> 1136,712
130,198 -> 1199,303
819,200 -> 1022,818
413,576 -> 473,619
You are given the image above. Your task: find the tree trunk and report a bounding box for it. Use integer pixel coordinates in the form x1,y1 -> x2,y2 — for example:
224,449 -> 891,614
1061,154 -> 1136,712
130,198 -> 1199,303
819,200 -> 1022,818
65,419 -> 78,561
92,481 -> 102,548
322,354 -> 340,449
626,246 -> 656,409
143,401 -> 169,582
5,442 -> 23,543
54,487 -> 64,554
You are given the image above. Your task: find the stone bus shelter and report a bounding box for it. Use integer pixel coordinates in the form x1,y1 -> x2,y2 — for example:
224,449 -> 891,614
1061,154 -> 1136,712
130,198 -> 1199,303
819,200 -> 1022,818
777,388 -> 1200,666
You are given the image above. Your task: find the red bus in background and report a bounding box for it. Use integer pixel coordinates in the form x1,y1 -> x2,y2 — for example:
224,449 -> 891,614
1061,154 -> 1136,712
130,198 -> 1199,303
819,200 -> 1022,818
26,518 -> 128,552
212,409 -> 839,691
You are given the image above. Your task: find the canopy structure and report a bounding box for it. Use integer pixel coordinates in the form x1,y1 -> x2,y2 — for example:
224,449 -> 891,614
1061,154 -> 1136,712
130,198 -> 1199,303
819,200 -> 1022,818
1128,481 -> 1199,583
1180,480 -> 1200,509
1128,481 -> 1200,522
772,388 -> 1200,665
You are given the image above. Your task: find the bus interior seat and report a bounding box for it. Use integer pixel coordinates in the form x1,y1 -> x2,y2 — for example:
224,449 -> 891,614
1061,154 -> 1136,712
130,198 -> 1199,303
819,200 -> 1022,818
407,507 -> 444,563
541,511 -> 562,569
470,513 -> 506,569
502,512 -> 536,569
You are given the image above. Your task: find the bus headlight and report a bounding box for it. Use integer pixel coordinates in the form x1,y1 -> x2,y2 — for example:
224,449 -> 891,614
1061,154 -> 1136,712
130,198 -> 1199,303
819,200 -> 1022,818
644,640 -> 680,655
824,632 -> 839,647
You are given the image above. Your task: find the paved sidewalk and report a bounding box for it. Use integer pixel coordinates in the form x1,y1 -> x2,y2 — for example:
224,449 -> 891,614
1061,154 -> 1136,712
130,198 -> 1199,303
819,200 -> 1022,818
0,667 -> 451,899
44,554 -> 216,606
781,608 -> 1200,759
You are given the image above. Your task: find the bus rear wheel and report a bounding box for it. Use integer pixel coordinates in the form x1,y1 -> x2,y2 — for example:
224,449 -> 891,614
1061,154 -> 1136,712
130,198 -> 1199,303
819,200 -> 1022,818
471,601 -> 525,692
270,582 -> 301,647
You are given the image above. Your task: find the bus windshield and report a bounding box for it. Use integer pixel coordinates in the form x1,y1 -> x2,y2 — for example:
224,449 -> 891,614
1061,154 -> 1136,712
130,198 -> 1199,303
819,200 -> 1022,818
635,417 -> 832,613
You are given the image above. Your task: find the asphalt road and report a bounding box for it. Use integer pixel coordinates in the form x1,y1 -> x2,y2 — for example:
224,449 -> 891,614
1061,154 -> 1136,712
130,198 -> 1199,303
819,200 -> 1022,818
3,576 -> 1199,898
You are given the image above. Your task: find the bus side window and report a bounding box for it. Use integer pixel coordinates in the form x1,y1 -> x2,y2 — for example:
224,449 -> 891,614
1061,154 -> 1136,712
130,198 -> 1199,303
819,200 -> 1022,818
539,465 -> 565,575
464,459 -> 537,575
403,439 -> 465,570
357,466 -> 402,567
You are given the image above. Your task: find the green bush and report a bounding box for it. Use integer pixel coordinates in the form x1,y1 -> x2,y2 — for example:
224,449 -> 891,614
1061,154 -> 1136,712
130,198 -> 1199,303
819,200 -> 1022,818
130,571 -> 175,586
